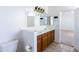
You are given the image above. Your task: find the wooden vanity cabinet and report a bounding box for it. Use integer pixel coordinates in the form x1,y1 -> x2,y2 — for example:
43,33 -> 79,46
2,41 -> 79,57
47,31 -> 52,45
37,35 -> 42,52
42,33 -> 48,50
37,30 -> 55,52
51,30 -> 55,42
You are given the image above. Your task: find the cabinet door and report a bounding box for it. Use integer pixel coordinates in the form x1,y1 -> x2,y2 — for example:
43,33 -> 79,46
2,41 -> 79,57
37,30 -> 55,52
42,33 -> 48,50
50,31 -> 53,43
47,30 -> 55,45
37,35 -> 42,52
51,30 -> 55,42
47,31 -> 51,45
42,37 -> 47,50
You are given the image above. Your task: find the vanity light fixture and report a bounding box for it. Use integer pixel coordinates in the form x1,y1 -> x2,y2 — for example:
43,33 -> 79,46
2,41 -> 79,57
34,6 -> 45,13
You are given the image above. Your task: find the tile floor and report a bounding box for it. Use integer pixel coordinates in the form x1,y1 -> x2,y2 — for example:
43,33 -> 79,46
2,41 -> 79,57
44,43 -> 76,52
60,30 -> 75,46
44,30 -> 76,52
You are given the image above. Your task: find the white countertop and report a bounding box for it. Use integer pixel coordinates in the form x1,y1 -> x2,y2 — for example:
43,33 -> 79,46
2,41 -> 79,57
36,27 -> 55,35
22,25 -> 55,35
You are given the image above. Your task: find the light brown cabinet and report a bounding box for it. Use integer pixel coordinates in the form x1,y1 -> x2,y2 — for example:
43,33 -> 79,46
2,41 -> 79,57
37,35 -> 42,52
37,30 -> 55,52
42,33 -> 48,50
47,31 -> 54,45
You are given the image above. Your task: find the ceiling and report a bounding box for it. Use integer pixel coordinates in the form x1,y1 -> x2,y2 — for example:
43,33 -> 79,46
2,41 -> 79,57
48,6 -> 78,16
48,6 -> 78,11
25,6 -> 79,16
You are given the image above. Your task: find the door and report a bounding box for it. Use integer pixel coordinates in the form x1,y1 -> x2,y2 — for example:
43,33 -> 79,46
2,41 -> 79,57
60,11 -> 75,46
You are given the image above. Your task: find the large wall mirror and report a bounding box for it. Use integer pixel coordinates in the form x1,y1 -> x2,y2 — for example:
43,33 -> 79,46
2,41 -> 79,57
27,16 -> 35,27
40,16 -> 54,26
40,15 -> 48,26
40,17 -> 47,26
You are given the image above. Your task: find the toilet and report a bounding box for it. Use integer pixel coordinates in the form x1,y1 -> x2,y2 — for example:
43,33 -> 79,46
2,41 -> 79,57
0,39 -> 18,52
25,45 -> 32,52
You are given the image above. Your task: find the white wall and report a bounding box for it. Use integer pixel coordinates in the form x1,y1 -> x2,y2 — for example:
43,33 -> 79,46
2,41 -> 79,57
0,6 -> 26,44
48,6 -> 60,43
48,6 -> 76,43
0,6 -> 48,51
25,6 -> 48,27
60,11 -> 74,31
75,8 -> 79,51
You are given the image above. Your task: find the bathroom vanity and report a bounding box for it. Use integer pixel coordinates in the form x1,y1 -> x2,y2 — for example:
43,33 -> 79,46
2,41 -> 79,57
37,30 -> 54,52
22,26 -> 55,52
23,9 -> 55,52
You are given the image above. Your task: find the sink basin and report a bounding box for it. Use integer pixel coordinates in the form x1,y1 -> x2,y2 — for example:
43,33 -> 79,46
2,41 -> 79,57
34,26 -> 47,32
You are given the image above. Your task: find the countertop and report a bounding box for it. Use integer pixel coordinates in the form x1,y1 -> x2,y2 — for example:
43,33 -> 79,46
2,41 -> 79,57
22,25 -> 55,36
36,26 -> 55,35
